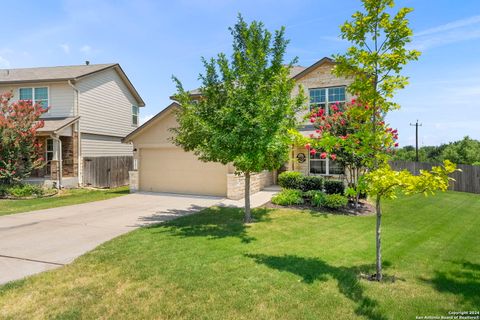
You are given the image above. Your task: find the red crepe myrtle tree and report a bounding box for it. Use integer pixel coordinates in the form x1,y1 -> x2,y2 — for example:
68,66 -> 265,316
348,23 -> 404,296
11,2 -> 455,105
0,92 -> 48,185
305,99 -> 398,206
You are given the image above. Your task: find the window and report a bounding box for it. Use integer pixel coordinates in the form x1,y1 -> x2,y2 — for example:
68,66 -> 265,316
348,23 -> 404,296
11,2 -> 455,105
132,105 -> 139,126
19,87 -> 49,110
46,139 -> 54,161
309,152 -> 344,175
309,86 -> 346,114
309,152 -> 327,175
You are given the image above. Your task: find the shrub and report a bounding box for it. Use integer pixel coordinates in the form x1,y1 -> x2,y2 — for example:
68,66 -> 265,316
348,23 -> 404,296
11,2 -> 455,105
271,189 -> 304,206
7,184 -> 44,198
322,194 -> 348,209
309,191 -> 327,207
300,176 -> 324,192
324,180 -> 345,195
0,184 -> 8,197
278,171 -> 303,189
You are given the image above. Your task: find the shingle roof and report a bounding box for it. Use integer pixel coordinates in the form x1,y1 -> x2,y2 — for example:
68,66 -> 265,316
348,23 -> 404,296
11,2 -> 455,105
0,64 -> 116,83
37,117 -> 80,134
289,65 -> 307,78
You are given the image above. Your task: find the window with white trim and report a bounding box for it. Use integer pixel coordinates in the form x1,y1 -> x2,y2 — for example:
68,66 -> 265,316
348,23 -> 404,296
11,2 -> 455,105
309,152 -> 344,175
19,87 -> 49,110
46,139 -> 54,161
309,86 -> 346,114
132,105 -> 139,126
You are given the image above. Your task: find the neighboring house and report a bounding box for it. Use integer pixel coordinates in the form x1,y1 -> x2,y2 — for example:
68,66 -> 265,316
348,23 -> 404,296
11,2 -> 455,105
123,57 -> 350,198
0,63 -> 145,187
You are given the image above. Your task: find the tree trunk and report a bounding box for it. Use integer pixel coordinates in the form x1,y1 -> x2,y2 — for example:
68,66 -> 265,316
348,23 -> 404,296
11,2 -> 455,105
375,195 -> 382,281
244,171 -> 252,223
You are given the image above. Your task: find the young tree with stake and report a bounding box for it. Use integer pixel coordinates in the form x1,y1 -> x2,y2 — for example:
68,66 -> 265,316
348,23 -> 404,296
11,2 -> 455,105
331,0 -> 459,281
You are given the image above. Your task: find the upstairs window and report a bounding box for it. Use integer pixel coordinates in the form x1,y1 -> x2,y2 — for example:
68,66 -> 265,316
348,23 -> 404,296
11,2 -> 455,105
132,105 -> 139,126
309,86 -> 346,114
19,87 -> 49,110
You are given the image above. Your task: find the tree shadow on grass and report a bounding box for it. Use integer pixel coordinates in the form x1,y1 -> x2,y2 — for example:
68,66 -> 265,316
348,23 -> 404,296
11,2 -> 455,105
420,260 -> 480,307
246,254 -> 389,320
150,207 -> 272,243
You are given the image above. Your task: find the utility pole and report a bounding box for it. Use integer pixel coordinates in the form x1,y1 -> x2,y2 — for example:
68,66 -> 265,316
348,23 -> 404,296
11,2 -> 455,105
410,120 -> 422,162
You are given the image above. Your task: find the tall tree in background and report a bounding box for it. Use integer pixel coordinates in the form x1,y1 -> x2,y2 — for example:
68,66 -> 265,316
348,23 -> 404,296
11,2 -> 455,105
333,0 -> 420,280
0,92 -> 47,184
172,15 -> 304,223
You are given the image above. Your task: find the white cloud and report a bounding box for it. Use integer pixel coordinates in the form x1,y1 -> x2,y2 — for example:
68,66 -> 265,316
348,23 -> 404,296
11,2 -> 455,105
0,56 -> 10,68
415,15 -> 480,37
411,15 -> 480,50
60,43 -> 70,54
80,45 -> 92,54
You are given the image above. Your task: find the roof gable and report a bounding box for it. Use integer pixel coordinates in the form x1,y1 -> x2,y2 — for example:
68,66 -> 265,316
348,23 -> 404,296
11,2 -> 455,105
291,57 -> 334,80
123,102 -> 180,143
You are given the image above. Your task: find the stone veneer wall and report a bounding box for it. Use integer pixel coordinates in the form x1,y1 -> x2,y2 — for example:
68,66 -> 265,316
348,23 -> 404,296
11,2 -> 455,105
60,133 -> 78,178
227,170 -> 274,200
129,171 -> 139,193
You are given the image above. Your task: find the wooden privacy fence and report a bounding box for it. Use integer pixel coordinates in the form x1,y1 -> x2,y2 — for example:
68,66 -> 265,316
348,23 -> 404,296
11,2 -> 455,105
83,156 -> 133,188
389,160 -> 480,194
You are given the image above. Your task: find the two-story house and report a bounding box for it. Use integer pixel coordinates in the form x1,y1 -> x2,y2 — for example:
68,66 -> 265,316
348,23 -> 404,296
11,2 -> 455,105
123,57 -> 350,199
0,63 -> 145,187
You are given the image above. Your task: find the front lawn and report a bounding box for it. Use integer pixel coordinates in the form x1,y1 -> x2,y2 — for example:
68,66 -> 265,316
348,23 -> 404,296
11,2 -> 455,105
0,186 -> 129,216
0,191 -> 478,319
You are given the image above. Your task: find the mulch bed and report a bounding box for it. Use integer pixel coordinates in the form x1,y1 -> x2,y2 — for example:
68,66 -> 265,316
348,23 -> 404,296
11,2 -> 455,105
263,199 -> 375,216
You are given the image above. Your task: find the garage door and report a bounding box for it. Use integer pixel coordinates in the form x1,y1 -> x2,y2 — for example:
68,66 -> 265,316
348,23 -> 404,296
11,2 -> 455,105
139,147 -> 227,196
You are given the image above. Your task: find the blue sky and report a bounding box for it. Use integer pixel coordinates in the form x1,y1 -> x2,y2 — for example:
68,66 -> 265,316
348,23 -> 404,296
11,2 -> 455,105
2,0 -> 480,146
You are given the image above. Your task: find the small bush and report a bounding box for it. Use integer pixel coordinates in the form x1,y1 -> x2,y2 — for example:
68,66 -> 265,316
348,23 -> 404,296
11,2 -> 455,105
309,191 -> 327,207
0,184 -> 9,197
300,176 -> 324,192
271,189 -> 304,206
7,184 -> 44,198
278,171 -> 303,190
303,190 -> 319,199
324,180 -> 345,195
322,194 -> 348,209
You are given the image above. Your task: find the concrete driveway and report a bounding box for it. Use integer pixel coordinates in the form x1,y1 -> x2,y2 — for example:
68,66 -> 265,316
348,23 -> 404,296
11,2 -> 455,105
0,189 -> 277,285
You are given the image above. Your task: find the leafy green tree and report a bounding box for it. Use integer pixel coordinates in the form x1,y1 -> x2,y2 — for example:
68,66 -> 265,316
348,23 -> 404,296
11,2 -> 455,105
440,136 -> 480,165
172,15 -> 304,223
333,0 -> 420,281
334,0 -> 420,168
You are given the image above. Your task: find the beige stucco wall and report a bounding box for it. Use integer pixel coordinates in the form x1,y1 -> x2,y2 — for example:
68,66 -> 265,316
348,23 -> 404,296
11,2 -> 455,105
131,107 -> 178,148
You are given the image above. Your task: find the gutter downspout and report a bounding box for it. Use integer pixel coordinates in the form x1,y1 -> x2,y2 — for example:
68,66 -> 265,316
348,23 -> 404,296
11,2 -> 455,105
68,80 -> 82,186
50,135 -> 63,189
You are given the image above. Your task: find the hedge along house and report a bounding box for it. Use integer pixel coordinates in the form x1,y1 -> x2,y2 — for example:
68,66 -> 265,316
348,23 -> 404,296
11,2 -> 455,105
123,57 -> 350,199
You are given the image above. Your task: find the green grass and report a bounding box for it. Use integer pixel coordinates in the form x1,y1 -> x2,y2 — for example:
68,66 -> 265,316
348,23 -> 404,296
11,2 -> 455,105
0,186 -> 129,216
0,191 -> 479,319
